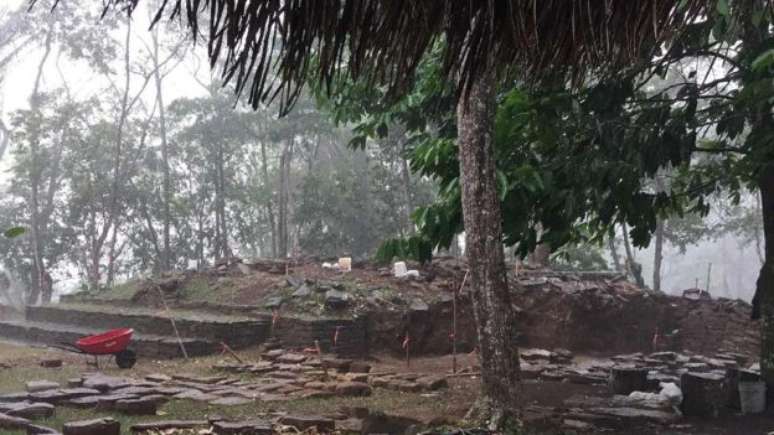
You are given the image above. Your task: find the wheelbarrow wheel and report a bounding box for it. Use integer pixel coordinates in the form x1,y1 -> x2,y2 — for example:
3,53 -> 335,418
115,349 -> 136,369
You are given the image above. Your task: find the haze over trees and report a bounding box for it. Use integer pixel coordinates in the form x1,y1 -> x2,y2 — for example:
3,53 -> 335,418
1,0 -> 772,429
0,1 -> 433,303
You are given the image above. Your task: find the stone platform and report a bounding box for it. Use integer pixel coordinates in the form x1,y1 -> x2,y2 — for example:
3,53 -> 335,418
25,304 -> 270,349
0,304 -> 272,359
0,320 -> 213,358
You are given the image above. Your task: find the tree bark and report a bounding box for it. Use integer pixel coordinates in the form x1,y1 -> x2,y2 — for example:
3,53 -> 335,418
653,218 -> 664,292
754,163 -> 774,395
216,140 -> 229,258
607,227 -> 623,272
259,140 -> 277,257
401,157 -> 414,235
278,137 -> 294,258
456,66 -> 520,427
152,27 -> 172,271
621,223 -> 645,288
741,4 -> 774,396
26,25 -> 53,305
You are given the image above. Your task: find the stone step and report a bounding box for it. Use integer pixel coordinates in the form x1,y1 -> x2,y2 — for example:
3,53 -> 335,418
0,320 -> 217,359
26,304 -> 270,349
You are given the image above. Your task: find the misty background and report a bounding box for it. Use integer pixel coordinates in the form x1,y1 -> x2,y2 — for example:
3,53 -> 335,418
0,0 -> 762,303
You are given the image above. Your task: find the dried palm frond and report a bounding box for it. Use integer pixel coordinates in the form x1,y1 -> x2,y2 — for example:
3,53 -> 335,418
36,0 -> 709,112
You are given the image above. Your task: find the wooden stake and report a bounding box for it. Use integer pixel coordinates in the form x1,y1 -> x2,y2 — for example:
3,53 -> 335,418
156,284 -> 189,359
220,342 -> 244,364
403,334 -> 410,368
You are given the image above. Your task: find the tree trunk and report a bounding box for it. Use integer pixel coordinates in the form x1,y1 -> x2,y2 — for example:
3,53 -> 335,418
260,140 -> 277,257
401,157 -> 414,235
741,5 -> 774,396
527,243 -> 551,268
607,226 -> 623,272
278,137 -> 294,258
621,223 -> 645,288
26,26 -> 53,305
0,120 -> 9,163
152,27 -> 172,271
755,163 -> 774,396
216,142 -> 229,258
456,66 -> 520,427
653,218 -> 664,292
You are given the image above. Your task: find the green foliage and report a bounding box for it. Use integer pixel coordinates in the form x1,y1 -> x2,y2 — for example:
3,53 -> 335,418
318,3 -> 774,266
551,243 -> 609,271
374,236 -> 433,264
2,227 -> 25,238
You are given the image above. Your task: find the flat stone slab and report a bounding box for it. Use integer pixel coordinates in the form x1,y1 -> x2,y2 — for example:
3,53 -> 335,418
111,386 -> 160,396
30,388 -> 101,404
66,378 -> 83,388
145,374 -> 171,383
588,407 -> 679,424
39,359 -> 63,368
173,390 -> 218,402
279,415 -> 335,431
172,374 -> 227,384
82,374 -> 131,392
129,420 -> 208,433
212,420 -> 273,434
209,396 -> 253,406
115,397 -> 158,415
26,381 -> 60,393
276,353 -> 307,364
66,393 -> 139,410
0,401 -> 55,419
63,417 -> 120,435
0,392 -> 29,402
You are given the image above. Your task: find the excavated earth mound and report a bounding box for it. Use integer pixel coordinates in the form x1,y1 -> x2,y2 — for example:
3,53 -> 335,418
60,257 -> 759,359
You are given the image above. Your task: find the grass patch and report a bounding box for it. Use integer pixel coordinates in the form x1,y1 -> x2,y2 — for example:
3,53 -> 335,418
3,388 -> 457,434
48,302 -> 255,323
179,277 -> 218,303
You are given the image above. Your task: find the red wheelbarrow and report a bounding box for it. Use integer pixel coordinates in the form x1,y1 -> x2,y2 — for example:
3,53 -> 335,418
55,328 -> 137,369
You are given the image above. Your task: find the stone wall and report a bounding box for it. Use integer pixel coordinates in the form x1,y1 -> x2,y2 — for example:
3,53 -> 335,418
0,304 -> 22,320
26,305 -> 270,349
271,316 -> 369,357
367,277 -> 760,358
0,320 -> 213,358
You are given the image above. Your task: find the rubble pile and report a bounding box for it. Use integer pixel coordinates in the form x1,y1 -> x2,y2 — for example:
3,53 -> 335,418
514,346 -> 763,432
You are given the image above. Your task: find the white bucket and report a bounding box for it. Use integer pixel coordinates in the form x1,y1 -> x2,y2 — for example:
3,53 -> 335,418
738,381 -> 767,414
393,261 -> 408,277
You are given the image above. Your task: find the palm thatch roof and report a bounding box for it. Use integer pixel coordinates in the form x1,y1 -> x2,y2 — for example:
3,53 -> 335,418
42,1 -> 707,111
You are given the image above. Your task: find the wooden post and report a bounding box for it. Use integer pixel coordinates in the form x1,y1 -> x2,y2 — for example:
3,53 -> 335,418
403,334 -> 410,368
156,284 -> 188,359
220,342 -> 244,364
